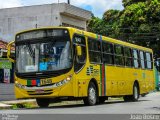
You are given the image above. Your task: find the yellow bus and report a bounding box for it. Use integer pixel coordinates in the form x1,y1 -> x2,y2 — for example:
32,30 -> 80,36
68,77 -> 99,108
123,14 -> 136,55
7,27 -> 155,107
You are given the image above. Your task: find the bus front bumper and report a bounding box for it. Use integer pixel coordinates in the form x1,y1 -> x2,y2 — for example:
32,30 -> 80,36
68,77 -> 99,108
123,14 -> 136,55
14,80 -> 74,99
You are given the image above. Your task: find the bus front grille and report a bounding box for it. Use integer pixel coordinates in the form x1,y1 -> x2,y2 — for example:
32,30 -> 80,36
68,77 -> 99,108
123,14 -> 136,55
27,89 -> 53,95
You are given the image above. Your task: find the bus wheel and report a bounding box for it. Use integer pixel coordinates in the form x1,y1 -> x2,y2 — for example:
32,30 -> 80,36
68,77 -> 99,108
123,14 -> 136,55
83,82 -> 97,106
36,98 -> 50,108
132,83 -> 139,101
124,83 -> 139,102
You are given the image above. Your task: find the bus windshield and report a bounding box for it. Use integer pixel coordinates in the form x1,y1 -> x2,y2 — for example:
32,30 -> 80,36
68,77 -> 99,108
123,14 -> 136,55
16,39 -> 72,73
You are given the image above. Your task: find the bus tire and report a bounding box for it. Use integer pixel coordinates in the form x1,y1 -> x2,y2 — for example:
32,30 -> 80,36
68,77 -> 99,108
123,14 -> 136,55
124,83 -> 139,102
83,82 -> 98,106
36,98 -> 50,108
132,83 -> 139,101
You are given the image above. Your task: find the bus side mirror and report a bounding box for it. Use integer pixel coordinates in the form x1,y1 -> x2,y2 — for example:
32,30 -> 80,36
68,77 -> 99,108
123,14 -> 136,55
7,41 -> 15,63
76,45 -> 82,56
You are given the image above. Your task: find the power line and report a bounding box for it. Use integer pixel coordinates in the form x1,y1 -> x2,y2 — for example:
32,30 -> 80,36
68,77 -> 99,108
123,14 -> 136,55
105,26 -> 160,30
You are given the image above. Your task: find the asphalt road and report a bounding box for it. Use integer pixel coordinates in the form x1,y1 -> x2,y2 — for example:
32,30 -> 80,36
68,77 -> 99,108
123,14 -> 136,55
1,92 -> 160,114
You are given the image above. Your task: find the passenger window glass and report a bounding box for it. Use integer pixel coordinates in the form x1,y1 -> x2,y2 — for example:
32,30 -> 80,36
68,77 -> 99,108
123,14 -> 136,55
115,45 -> 123,55
73,35 -> 86,72
133,50 -> 138,59
145,52 -> 153,69
88,38 -> 102,63
114,45 -> 124,66
124,47 -> 132,57
133,49 -> 139,68
103,42 -> 113,53
140,51 -> 145,69
88,39 -> 101,51
74,35 -> 86,63
124,47 -> 132,67
102,42 -> 114,65
115,56 -> 124,65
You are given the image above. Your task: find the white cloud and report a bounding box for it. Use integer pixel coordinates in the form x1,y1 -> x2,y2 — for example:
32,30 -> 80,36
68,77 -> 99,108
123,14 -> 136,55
71,0 -> 123,17
0,0 -> 21,8
34,0 -> 124,17
0,0 -> 123,17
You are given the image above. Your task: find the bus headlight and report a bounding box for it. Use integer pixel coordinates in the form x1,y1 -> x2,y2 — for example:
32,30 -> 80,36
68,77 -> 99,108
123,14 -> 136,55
55,75 -> 72,87
15,81 -> 25,89
66,76 -> 72,81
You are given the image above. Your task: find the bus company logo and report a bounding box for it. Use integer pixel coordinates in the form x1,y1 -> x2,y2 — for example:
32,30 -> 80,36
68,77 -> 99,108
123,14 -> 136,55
2,114 -> 19,120
86,66 -> 99,76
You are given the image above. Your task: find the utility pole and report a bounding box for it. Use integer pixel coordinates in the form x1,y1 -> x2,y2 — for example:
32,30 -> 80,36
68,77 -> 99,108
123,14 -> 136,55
67,0 -> 70,4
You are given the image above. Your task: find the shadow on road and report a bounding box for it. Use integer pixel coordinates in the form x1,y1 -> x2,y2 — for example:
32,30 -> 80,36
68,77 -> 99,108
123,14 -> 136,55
10,99 -> 151,110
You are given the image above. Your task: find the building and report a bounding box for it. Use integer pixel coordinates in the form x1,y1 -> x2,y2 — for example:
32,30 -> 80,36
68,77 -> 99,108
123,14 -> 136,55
0,3 -> 92,100
0,40 -> 15,100
0,3 -> 91,42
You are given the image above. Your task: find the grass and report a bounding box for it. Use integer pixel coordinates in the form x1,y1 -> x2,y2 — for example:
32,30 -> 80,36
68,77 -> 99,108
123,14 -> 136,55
0,101 -> 38,110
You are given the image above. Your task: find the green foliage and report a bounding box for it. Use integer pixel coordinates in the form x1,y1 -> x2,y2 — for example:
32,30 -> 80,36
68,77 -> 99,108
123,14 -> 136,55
10,102 -> 36,109
88,0 -> 160,58
122,0 -> 146,7
103,9 -> 120,22
87,16 -> 108,36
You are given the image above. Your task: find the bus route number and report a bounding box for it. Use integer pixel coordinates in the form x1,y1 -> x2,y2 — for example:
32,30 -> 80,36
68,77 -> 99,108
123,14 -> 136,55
75,37 -> 82,44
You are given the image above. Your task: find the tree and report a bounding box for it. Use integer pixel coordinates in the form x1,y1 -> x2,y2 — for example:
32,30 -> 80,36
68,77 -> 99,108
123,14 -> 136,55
119,0 -> 160,57
122,0 -> 146,7
88,0 -> 160,57
87,16 -> 106,35
103,9 -> 120,22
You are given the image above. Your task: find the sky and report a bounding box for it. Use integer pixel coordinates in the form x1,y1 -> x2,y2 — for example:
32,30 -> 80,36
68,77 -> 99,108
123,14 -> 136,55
0,0 -> 124,18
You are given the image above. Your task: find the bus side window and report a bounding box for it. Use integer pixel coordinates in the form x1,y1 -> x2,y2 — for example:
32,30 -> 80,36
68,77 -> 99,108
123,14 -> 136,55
102,41 -> 114,65
114,45 -> 124,66
73,34 -> 86,72
133,49 -> 140,68
73,35 -> 86,63
139,51 -> 145,69
124,47 -> 132,67
145,52 -> 153,69
88,38 -> 102,63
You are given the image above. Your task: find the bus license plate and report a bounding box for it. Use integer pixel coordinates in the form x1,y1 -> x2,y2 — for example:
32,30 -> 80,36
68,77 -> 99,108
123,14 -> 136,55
40,79 -> 52,86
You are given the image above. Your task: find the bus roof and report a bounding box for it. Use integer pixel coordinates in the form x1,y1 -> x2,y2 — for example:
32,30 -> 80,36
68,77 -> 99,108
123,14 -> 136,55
15,26 -> 153,53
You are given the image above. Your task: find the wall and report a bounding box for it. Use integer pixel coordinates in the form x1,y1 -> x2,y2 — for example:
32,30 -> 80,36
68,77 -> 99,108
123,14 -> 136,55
0,3 -> 91,42
0,4 -> 61,42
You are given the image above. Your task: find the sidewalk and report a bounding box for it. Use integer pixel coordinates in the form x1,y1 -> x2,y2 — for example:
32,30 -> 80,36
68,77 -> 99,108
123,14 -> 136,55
0,99 -> 36,109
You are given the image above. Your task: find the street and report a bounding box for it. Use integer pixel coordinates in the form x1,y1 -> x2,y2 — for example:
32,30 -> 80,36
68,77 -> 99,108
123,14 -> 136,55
0,92 -> 160,114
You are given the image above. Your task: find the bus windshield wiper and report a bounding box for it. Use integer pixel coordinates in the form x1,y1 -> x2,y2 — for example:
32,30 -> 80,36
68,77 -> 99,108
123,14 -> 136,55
26,44 -> 35,59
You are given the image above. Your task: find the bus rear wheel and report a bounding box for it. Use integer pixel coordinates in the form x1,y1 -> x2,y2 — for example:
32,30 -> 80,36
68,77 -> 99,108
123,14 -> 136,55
132,83 -> 139,101
83,82 -> 98,106
124,83 -> 139,102
36,98 -> 50,108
